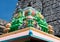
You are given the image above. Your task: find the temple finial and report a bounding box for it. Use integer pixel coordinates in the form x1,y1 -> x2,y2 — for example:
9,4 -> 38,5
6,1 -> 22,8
28,1 -> 32,6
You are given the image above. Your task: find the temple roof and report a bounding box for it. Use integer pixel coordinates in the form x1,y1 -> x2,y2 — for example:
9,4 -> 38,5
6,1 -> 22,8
0,28 -> 60,42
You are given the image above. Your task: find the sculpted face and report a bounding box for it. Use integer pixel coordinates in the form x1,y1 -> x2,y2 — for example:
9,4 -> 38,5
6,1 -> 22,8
24,7 -> 36,16
6,23 -> 11,28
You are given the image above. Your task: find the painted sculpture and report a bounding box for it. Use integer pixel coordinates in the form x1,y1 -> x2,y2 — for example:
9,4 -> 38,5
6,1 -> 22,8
0,23 -> 11,35
9,7 -> 49,33
10,9 -> 25,32
4,23 -> 11,33
0,7 -> 53,34
48,25 -> 54,34
0,7 -> 54,35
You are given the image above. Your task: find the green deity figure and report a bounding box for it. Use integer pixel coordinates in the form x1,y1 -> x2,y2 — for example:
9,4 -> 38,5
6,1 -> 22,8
10,7 -> 49,33
10,9 -> 25,32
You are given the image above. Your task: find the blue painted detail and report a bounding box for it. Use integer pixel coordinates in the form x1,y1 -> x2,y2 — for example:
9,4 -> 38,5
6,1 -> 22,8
1,41 -> 9,42
31,35 -> 53,42
48,41 -> 53,42
0,35 -> 30,42
29,30 -> 33,36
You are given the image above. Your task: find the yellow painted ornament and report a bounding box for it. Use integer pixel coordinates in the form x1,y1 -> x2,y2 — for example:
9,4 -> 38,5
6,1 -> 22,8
48,25 -> 54,34
4,23 -> 11,33
39,14 -> 44,19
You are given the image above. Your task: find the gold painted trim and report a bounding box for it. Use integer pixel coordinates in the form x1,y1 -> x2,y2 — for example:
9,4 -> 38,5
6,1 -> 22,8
0,28 -> 29,38
32,28 -> 60,40
0,28 -> 60,41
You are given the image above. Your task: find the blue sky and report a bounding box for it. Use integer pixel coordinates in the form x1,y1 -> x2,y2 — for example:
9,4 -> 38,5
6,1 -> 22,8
0,0 -> 18,22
